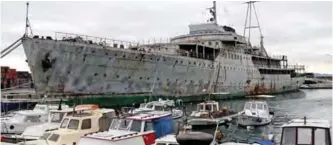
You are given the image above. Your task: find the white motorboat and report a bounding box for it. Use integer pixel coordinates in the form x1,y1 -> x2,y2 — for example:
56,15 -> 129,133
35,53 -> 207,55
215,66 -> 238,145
77,111 -> 174,145
1,106 -> 79,143
0,103 -> 69,134
187,101 -> 240,127
237,94 -> 276,127
237,100 -> 274,127
15,104 -> 116,145
221,116 -> 332,145
129,98 -> 183,119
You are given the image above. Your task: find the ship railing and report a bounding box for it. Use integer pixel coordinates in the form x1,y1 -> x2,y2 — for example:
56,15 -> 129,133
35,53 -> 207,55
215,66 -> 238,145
254,64 -> 305,70
55,32 -> 139,49
269,55 -> 287,60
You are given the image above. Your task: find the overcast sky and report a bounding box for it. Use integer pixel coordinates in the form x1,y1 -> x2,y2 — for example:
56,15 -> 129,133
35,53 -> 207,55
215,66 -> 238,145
1,1 -> 332,74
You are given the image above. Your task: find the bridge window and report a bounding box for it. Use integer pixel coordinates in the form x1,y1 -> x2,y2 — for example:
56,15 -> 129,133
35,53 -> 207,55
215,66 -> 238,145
81,119 -> 91,129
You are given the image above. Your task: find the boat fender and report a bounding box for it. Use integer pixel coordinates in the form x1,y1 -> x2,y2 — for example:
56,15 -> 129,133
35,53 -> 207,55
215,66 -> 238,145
176,132 -> 213,145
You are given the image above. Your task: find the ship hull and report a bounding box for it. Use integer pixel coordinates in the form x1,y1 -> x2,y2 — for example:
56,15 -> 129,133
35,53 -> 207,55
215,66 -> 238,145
21,38 -> 305,97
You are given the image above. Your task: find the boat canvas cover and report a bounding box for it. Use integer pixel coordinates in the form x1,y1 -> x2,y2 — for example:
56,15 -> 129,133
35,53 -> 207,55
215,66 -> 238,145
153,115 -> 173,138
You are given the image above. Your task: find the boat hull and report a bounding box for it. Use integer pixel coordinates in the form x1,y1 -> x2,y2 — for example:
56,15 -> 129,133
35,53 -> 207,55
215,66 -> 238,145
237,115 -> 273,127
21,37 -> 305,97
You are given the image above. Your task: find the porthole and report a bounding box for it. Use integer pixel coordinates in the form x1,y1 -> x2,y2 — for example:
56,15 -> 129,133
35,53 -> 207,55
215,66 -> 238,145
92,50 -> 95,53
157,78 -> 160,80
94,73 -> 98,76
135,56 -> 138,59
189,62 -> 191,65
139,77 -> 142,80
150,58 -> 153,60
115,53 -> 117,56
104,74 -> 107,77
128,76 -> 131,79
181,61 -> 183,64
105,52 -> 108,55
67,71 -> 70,74
116,75 -> 119,78
123,55 -> 126,58
147,77 -> 150,80
167,79 -> 169,81
157,58 -> 160,61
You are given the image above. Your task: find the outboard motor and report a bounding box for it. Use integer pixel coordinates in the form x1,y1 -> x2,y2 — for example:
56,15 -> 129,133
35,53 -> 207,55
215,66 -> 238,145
176,132 -> 214,145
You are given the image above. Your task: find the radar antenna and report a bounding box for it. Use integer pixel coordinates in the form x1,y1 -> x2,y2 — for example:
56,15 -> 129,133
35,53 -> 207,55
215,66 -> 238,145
207,1 -> 217,24
243,1 -> 268,57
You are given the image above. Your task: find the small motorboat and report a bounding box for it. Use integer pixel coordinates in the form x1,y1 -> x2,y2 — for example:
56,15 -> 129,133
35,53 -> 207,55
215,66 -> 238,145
76,111 -> 174,145
128,98 -> 183,119
237,96 -> 275,127
187,101 -> 240,128
221,116 -> 332,145
0,103 -> 69,134
15,104 -> 116,145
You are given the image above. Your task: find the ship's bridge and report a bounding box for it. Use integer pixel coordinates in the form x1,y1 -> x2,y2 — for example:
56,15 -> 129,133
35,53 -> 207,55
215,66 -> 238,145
170,23 -> 247,47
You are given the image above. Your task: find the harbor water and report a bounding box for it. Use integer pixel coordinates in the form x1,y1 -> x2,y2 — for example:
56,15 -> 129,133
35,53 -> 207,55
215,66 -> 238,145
183,89 -> 332,142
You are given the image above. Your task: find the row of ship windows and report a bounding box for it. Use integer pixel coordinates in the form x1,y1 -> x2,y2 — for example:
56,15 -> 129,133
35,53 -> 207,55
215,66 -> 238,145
89,73 -> 289,83
82,53 -> 254,69
83,45 -> 251,62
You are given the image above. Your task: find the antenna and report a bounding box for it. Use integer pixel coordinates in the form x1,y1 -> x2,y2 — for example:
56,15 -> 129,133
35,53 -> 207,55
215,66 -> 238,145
207,1 -> 217,24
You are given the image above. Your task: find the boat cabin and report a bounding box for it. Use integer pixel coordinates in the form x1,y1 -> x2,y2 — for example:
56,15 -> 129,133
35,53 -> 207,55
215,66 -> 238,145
281,117 -> 332,145
196,101 -> 219,112
19,104 -> 115,145
243,101 -> 269,111
77,112 -> 174,145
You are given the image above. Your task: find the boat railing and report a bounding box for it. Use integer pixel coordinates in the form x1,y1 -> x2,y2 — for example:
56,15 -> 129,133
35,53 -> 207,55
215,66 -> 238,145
55,32 -> 139,49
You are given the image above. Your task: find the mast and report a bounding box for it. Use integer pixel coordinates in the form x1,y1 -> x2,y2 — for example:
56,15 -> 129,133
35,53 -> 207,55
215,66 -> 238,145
243,1 -> 268,57
207,1 -> 217,24
24,2 -> 33,37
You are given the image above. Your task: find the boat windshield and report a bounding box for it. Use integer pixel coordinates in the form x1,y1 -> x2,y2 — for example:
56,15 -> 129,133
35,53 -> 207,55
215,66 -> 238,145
282,127 -> 331,145
110,119 -> 132,130
48,133 -> 60,142
60,118 -> 69,128
139,103 -> 147,108
118,119 -> 132,130
40,132 -> 51,140
129,120 -> 142,132
11,113 -> 26,122
154,105 -> 164,111
51,112 -> 66,123
67,119 -> 80,130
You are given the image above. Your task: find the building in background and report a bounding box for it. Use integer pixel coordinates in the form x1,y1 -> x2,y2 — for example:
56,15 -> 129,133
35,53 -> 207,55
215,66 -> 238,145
1,66 -> 34,89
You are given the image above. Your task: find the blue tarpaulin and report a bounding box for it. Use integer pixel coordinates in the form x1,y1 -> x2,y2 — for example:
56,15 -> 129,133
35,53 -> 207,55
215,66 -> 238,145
152,115 -> 173,138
